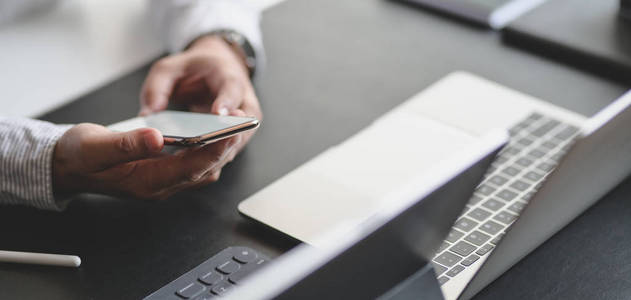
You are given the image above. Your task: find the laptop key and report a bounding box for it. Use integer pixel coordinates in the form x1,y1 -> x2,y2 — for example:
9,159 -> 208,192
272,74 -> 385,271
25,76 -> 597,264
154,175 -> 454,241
490,233 -> 505,245
482,199 -> 504,211
476,184 -> 496,196
523,171 -> 544,182
509,180 -> 531,192
233,249 -> 258,264
516,137 -> 534,147
508,201 -> 527,213
515,157 -> 533,167
496,189 -> 518,202
449,241 -> 476,257
469,194 -> 483,205
454,217 -> 478,232
437,242 -> 450,253
501,166 -> 521,176
493,211 -> 518,224
464,230 -> 491,246
501,147 -> 520,156
433,263 -> 448,276
555,125 -> 579,140
199,272 -> 223,286
461,254 -> 480,266
537,162 -> 555,173
476,244 -> 495,256
480,220 -> 504,235
434,252 -> 462,268
216,260 -> 240,275
438,277 -> 449,285
467,208 -> 492,222
446,230 -> 464,243
541,140 -> 558,149
531,119 -> 560,137
527,149 -> 546,159
446,265 -> 465,277
487,175 -> 508,186
210,281 -> 232,296
526,112 -> 543,121
176,282 -> 206,299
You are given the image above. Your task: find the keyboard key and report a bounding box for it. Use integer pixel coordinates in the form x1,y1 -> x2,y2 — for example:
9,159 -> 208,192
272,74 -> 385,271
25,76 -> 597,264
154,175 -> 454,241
480,220 -> 504,235
501,166 -> 521,176
524,171 -> 544,182
482,199 -> 505,211
434,252 -> 462,267
522,192 -> 535,201
454,217 -> 478,232
438,276 -> 449,285
192,295 -> 214,300
527,149 -> 546,159
494,211 -> 518,224
526,112 -> 543,121
216,260 -> 240,275
501,147 -> 520,156
555,125 -> 579,140
490,233 -> 505,245
433,263 -> 448,276
494,156 -> 508,164
509,180 -> 531,192
233,249 -> 258,264
516,137 -> 533,147
476,244 -> 495,256
176,282 -> 206,299
449,241 -> 477,257
469,194 -> 483,205
496,189 -> 518,202
541,140 -> 558,149
531,119 -> 560,137
515,157 -> 533,168
199,272 -> 223,286
476,184 -> 496,196
446,230 -> 464,243
464,231 -> 491,246
508,201 -> 527,213
210,281 -> 232,296
487,175 -> 508,186
461,254 -> 480,266
229,268 -> 257,284
446,265 -> 465,277
537,162 -> 555,172
437,242 -> 450,253
467,208 -> 492,222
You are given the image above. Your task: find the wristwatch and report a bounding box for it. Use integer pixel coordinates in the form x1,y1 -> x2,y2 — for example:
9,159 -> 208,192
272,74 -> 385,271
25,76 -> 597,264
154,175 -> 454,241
210,29 -> 257,77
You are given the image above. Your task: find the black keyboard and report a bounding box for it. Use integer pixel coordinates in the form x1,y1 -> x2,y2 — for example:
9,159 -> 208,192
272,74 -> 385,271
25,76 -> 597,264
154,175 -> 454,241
144,247 -> 268,299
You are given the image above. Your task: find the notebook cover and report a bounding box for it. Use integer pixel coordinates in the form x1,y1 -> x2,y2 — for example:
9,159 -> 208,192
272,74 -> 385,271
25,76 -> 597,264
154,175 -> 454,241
502,0 -> 631,83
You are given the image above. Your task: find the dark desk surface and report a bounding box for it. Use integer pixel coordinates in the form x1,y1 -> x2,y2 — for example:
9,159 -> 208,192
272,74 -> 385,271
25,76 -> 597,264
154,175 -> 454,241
1,0 -> 630,299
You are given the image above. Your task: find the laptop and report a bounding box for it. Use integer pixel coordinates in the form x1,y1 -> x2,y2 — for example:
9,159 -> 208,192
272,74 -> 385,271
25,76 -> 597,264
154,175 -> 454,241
396,0 -> 547,29
224,131 -> 506,299
239,72 -> 631,299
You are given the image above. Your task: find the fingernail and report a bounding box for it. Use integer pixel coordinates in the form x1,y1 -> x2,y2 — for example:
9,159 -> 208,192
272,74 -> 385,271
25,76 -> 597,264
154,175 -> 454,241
218,107 -> 229,116
144,131 -> 162,152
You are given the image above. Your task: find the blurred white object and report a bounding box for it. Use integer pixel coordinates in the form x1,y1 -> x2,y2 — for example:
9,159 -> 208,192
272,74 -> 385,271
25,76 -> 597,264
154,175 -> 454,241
0,0 -> 285,118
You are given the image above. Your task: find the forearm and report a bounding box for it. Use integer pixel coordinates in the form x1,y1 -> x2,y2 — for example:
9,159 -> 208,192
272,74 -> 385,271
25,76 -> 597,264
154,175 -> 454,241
0,118 -> 72,210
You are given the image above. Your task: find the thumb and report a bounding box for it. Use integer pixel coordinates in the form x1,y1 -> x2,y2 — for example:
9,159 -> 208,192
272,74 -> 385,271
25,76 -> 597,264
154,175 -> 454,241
86,128 -> 164,170
210,79 -> 244,116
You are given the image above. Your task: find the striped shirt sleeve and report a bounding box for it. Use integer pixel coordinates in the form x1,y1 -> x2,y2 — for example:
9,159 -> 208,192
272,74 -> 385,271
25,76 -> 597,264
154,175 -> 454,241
0,117 -> 72,211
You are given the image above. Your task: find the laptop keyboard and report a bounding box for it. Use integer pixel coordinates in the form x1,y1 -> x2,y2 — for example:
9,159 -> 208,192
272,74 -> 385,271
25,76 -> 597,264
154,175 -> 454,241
432,112 -> 580,285
144,247 -> 268,299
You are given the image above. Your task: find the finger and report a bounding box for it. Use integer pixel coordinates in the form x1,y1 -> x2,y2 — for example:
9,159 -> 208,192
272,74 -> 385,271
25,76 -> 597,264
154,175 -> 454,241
210,77 -> 245,116
85,127 -> 164,170
139,59 -> 184,116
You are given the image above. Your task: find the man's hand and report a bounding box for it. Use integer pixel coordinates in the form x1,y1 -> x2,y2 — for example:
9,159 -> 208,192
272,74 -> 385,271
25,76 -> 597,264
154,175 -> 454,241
53,123 -> 240,200
140,35 -> 262,155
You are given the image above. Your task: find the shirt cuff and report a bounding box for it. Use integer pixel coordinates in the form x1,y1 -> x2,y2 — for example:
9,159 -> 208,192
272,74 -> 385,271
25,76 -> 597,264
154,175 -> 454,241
0,118 -> 72,211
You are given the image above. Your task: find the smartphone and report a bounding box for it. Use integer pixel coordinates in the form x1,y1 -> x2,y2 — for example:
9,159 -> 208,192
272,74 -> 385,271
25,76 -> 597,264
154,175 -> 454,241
108,111 -> 260,146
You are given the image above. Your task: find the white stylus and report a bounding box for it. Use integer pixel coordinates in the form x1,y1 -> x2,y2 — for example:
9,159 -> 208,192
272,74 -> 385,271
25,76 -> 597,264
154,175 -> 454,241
0,250 -> 81,267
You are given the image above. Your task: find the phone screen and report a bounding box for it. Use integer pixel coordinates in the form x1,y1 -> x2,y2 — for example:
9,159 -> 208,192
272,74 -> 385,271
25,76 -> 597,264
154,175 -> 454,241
108,111 -> 258,141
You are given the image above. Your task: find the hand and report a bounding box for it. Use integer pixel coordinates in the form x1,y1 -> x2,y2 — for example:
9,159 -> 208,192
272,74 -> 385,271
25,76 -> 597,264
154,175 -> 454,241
140,35 -> 262,156
53,123 -> 240,200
